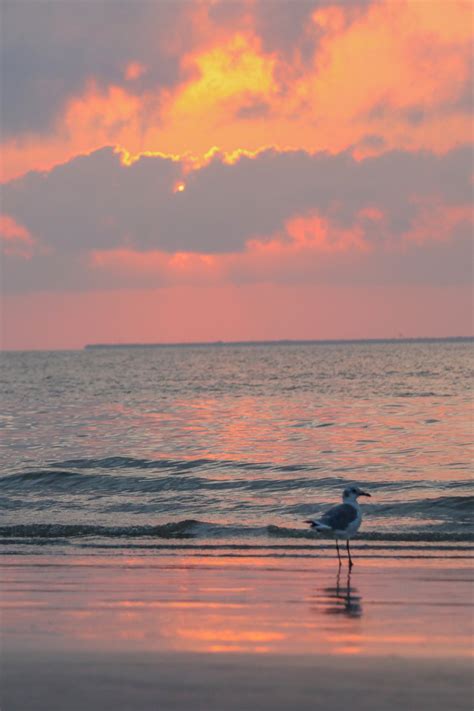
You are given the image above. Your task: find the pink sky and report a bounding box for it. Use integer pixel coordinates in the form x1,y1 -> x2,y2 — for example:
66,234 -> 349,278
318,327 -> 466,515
1,0 -> 472,349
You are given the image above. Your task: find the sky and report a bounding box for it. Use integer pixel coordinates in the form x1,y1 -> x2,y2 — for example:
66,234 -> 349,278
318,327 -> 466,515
1,0 -> 473,349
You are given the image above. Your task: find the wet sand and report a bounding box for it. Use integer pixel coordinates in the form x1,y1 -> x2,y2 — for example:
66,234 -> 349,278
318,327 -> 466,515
3,650 -> 472,711
2,554 -> 473,710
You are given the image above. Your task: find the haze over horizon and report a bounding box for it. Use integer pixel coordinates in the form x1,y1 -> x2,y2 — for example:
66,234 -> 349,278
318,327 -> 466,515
1,0 -> 472,350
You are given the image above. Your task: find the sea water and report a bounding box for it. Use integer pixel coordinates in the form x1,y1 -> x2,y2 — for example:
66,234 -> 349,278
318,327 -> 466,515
1,340 -> 472,559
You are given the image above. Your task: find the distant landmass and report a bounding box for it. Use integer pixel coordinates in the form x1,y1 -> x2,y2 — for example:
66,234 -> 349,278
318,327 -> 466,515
84,336 -> 473,350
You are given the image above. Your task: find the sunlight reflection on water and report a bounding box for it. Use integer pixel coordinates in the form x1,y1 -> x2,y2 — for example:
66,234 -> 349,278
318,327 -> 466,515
1,342 -> 472,547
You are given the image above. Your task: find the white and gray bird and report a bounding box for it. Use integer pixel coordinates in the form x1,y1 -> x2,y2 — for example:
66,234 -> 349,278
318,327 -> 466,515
305,486 -> 371,567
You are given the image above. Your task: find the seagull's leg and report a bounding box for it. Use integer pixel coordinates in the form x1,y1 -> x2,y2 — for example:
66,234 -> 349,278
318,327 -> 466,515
335,539 -> 342,566
346,567 -> 352,595
346,540 -> 353,569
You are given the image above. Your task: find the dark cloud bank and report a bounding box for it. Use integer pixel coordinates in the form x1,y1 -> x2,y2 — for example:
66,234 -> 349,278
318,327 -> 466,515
2,144 -> 472,292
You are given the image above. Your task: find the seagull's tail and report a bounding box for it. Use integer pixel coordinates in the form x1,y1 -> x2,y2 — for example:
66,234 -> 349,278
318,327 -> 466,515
304,519 -> 331,532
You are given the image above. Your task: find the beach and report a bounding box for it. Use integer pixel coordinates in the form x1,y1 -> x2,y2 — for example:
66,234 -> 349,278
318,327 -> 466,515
2,553 -> 472,710
4,650 -> 471,711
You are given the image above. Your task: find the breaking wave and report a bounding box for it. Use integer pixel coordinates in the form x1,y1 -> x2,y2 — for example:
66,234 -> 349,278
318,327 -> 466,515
0,520 -> 472,545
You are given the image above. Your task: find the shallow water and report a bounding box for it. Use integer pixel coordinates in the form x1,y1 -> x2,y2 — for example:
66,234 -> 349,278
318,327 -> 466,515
1,340 -> 472,558
3,555 -> 473,657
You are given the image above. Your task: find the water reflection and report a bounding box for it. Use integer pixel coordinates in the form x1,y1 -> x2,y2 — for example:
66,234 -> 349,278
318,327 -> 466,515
319,570 -> 363,618
5,555 -> 474,658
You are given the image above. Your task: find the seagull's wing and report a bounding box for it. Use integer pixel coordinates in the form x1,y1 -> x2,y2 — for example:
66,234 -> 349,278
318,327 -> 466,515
319,503 -> 357,530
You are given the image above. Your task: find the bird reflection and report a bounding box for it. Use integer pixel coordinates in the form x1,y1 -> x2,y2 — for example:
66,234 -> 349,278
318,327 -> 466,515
319,569 -> 363,617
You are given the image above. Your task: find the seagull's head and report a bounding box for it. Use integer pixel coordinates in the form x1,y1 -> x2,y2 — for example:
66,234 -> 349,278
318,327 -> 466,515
343,485 -> 371,503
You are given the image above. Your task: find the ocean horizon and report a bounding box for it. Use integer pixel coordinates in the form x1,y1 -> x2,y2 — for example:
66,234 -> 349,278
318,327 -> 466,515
83,335 -> 474,350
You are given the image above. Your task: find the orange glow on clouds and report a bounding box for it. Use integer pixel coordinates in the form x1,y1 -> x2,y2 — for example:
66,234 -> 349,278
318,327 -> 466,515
89,209 -> 373,285
125,61 -> 146,81
402,200 -> 473,247
176,33 -> 274,116
283,213 -> 370,253
310,0 -> 471,111
89,200 -> 467,287
0,215 -> 36,258
90,248 -> 218,284
1,0 -> 471,181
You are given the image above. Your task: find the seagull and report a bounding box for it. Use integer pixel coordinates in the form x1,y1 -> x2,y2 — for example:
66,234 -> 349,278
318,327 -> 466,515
305,486 -> 371,568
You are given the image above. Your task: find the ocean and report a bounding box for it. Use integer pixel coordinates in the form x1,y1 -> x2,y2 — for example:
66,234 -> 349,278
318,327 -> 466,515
1,340 -> 472,559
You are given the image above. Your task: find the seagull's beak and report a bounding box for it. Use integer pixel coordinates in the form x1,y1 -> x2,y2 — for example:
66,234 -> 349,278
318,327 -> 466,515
359,491 -> 371,497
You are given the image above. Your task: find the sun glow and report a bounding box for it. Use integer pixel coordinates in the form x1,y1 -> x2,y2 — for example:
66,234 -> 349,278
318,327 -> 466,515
1,0 -> 471,183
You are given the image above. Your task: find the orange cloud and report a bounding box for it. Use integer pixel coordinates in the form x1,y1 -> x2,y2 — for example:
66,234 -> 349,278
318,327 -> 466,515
90,248 -> 221,285
284,213 -> 370,253
310,0 -> 471,110
88,197 -> 470,290
402,199 -> 473,247
124,61 -> 146,81
159,33 -> 277,154
1,82 -> 144,182
299,0 -> 472,156
2,0 -> 471,182
0,215 -> 36,258
87,208 -> 382,286
108,0 -> 474,162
